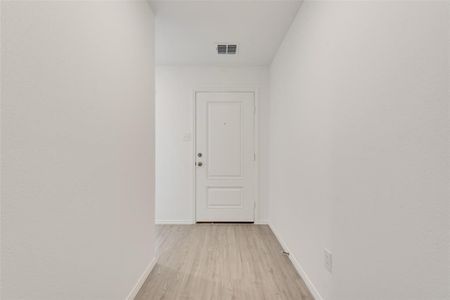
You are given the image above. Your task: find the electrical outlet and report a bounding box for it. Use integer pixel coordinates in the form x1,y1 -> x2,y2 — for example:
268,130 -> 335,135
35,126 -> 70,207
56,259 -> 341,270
324,249 -> 332,273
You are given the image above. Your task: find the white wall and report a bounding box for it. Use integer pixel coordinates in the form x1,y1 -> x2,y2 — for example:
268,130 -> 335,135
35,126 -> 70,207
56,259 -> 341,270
155,66 -> 270,224
269,1 -> 449,300
1,1 -> 156,299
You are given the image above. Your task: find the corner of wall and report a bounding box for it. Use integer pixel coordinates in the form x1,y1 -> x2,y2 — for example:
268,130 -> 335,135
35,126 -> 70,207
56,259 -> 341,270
268,223 -> 324,300
126,256 -> 158,300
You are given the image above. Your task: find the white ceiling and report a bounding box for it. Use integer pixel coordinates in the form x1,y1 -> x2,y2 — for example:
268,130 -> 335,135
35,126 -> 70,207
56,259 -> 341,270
150,0 -> 302,66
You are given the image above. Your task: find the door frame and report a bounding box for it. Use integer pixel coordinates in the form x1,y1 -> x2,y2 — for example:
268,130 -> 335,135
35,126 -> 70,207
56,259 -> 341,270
192,87 -> 260,223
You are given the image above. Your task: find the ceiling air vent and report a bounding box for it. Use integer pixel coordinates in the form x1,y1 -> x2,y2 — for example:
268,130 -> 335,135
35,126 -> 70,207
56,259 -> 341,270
217,44 -> 238,55
217,44 -> 227,54
227,44 -> 237,54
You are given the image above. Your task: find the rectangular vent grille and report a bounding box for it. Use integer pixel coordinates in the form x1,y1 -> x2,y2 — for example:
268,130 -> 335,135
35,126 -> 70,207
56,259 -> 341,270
227,44 -> 237,54
217,44 -> 238,55
217,44 -> 227,54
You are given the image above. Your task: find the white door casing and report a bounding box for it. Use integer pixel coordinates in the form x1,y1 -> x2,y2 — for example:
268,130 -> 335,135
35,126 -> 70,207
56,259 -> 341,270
195,91 -> 256,222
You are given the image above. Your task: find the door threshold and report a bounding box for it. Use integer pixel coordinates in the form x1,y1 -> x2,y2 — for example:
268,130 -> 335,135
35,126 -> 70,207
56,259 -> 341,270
196,221 -> 255,224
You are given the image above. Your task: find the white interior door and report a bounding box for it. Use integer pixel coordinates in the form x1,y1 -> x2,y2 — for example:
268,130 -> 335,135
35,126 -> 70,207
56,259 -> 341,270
195,92 -> 256,222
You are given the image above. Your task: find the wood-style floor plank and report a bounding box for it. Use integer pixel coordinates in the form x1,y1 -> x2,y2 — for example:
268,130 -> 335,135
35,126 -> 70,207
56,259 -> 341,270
135,224 -> 314,300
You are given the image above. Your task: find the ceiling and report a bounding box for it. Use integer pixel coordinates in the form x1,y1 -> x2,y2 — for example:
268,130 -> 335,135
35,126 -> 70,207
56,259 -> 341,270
150,0 -> 302,66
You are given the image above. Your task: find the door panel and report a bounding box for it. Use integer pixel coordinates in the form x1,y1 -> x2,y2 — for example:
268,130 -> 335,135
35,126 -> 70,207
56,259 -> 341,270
207,102 -> 242,177
195,92 -> 255,222
207,187 -> 243,208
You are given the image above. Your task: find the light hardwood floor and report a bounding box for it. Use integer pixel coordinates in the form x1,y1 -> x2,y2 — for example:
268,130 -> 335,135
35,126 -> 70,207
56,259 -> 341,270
135,224 -> 314,300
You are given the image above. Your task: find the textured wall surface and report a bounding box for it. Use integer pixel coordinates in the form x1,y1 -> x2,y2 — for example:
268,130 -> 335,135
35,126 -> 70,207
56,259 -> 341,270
1,2 -> 156,299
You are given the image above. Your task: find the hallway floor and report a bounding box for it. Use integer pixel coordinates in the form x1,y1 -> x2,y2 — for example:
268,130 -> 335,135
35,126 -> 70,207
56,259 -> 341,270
136,224 -> 314,300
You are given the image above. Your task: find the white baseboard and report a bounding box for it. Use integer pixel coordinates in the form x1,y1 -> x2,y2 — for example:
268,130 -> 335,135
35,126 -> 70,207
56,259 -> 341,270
155,219 -> 195,224
126,256 -> 157,300
268,223 -> 324,300
155,220 -> 268,224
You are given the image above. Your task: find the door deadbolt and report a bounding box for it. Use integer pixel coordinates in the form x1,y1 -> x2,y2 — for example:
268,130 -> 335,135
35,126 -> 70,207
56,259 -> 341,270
197,153 -> 202,158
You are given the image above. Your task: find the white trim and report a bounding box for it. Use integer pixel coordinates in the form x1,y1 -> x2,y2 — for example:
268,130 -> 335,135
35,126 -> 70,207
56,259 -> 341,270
268,223 -> 324,300
255,219 -> 269,225
192,90 -> 198,223
193,87 -> 260,223
126,256 -> 157,300
155,219 -> 195,225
